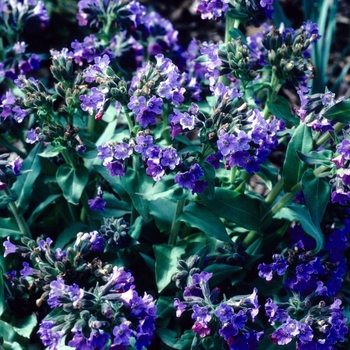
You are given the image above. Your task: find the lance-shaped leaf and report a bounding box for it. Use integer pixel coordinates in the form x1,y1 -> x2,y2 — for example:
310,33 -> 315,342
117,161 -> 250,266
282,123 -> 313,191
302,169 -> 331,230
274,203 -> 324,253
178,202 -> 232,243
199,188 -> 262,232
12,143 -> 42,214
267,95 -> 299,127
324,99 -> 350,123
153,244 -> 186,293
56,164 -> 89,205
296,150 -> 334,166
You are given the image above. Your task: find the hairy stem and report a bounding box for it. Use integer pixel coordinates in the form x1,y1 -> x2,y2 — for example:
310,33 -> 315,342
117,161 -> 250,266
168,198 -> 186,245
3,187 -> 32,238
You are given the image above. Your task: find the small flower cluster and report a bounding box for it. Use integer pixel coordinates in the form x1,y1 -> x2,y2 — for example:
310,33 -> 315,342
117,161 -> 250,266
202,84 -> 285,174
173,257 -> 262,349
266,295 -> 348,348
330,138 -> 350,205
258,223 -> 349,348
0,0 -> 48,81
259,222 -> 349,297
3,221 -> 156,349
0,154 -> 22,190
194,0 -> 274,22
296,89 -> 343,132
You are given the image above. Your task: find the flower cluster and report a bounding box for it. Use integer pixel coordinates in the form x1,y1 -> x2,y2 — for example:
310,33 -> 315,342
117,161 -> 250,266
0,154 -> 22,190
3,223 -> 157,350
194,0 -> 274,22
330,138 -> 350,205
258,223 -> 349,348
173,260 -> 263,349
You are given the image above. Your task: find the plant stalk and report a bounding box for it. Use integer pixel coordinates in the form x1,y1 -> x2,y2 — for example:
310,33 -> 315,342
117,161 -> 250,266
3,187 -> 32,238
168,198 -> 186,245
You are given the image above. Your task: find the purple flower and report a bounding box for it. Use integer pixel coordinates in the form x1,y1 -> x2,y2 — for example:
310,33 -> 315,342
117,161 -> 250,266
38,320 -> 64,350
192,271 -> 212,285
88,196 -> 106,211
192,304 -> 212,323
136,109 -> 157,128
47,277 -> 66,308
160,147 -> 180,170
67,283 -> 84,309
192,322 -> 211,338
174,298 -> 187,317
20,262 -> 34,278
258,262 -> 273,281
106,160 -> 125,177
146,96 -> 163,114
3,237 -> 17,257
296,263 -> 314,282
146,160 -> 164,181
68,333 -> 91,349
38,237 -> 53,251
128,96 -> 146,114
26,128 -> 40,144
89,230 -> 104,252
217,133 -> 236,156
7,156 -> 22,175
271,318 -> 300,345
12,106 -> 28,123
134,135 -> 154,158
113,323 -> 133,346
297,324 -> 313,343
219,322 -> 239,340
215,303 -> 234,323
80,87 -> 106,115
337,139 -> 350,159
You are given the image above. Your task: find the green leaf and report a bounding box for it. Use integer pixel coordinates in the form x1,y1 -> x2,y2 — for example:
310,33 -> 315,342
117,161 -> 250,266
139,252 -> 155,274
0,320 -> 16,344
27,194 -> 62,226
156,328 -> 193,350
12,143 -> 43,214
120,168 -> 154,220
149,198 -> 177,232
282,123 -> 313,191
13,314 -> 37,339
94,165 -> 129,202
53,221 -> 89,250
324,99 -> 350,123
56,164 -> 89,205
274,204 -> 324,253
302,169 -> 331,230
38,143 -> 65,158
0,218 -> 22,238
296,150 -> 334,166
153,244 -> 186,293
179,202 -> 232,243
267,95 -> 299,127
204,264 -> 241,286
199,188 -> 262,232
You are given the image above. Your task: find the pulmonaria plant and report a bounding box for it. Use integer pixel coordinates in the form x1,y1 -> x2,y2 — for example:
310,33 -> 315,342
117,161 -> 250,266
3,220 -> 156,350
173,263 -> 263,349
258,222 -> 349,348
1,0 -> 350,349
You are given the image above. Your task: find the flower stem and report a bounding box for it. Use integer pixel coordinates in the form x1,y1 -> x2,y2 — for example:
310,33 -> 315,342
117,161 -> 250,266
314,122 -> 347,148
168,198 -> 186,245
264,178 -> 284,205
3,187 -> 32,238
261,182 -> 302,231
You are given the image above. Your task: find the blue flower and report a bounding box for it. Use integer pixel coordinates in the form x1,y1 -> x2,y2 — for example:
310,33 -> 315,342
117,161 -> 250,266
3,237 -> 17,257
88,195 -> 106,211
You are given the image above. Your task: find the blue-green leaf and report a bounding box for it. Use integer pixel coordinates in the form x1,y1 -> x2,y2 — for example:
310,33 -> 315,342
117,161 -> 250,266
27,194 -> 62,226
153,244 -> 186,293
199,188 -> 262,232
302,169 -> 331,230
267,96 -> 299,127
12,143 -> 43,214
323,99 -> 350,123
274,204 -> 324,253
56,164 -> 89,205
296,150 -> 334,166
282,123 -> 313,191
179,202 -> 232,243
13,315 -> 37,339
